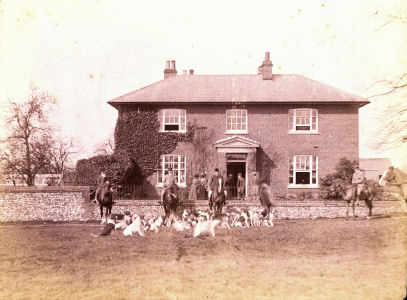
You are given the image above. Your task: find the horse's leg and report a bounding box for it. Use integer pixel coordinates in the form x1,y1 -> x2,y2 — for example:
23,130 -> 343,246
351,199 -> 357,217
365,199 -> 373,218
345,201 -> 349,219
100,205 -> 103,219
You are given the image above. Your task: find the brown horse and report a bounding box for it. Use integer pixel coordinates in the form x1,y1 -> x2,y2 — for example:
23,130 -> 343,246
211,189 -> 226,217
330,178 -> 373,218
379,167 -> 407,206
162,186 -> 179,226
97,181 -> 113,220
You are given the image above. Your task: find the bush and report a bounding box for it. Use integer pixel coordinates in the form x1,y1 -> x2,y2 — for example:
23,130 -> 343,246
320,158 -> 383,200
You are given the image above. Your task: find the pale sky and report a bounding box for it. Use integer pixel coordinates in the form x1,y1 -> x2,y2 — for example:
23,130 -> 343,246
0,0 -> 406,167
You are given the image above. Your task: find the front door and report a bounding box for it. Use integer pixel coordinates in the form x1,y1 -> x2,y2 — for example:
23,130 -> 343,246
226,162 -> 246,199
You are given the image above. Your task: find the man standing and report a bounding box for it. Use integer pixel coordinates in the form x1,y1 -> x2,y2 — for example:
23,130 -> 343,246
352,165 -> 365,206
208,168 -> 225,210
237,172 -> 245,200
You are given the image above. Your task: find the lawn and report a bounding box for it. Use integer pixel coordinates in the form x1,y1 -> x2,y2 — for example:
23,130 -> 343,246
1,217 -> 406,300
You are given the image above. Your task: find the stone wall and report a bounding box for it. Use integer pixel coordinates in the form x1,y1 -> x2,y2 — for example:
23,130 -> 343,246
0,185 -> 404,222
0,186 -> 91,222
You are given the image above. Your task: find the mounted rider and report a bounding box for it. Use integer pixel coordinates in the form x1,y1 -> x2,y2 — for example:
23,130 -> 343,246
161,168 -> 179,203
93,169 -> 108,203
208,168 -> 226,211
351,165 -> 366,206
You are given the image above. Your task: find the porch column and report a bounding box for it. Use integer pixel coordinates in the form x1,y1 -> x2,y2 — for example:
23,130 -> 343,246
247,149 -> 257,199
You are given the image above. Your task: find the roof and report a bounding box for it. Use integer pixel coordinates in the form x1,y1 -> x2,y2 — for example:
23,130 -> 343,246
108,74 -> 370,108
359,158 -> 392,171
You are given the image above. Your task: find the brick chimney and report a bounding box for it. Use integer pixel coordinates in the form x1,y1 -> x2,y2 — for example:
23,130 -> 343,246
258,52 -> 273,80
164,60 -> 177,79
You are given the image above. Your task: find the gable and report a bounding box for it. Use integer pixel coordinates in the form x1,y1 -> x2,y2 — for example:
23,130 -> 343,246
214,136 -> 260,148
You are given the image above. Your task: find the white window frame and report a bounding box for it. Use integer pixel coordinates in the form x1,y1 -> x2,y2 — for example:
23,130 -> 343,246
156,155 -> 187,187
226,109 -> 248,134
159,109 -> 186,133
288,155 -> 318,188
289,109 -> 318,134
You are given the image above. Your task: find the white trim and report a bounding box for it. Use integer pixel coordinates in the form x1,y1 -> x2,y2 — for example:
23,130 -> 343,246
156,154 -> 187,187
289,155 -> 318,187
288,184 -> 319,189
226,109 -> 248,133
289,108 -> 318,133
159,109 -> 187,133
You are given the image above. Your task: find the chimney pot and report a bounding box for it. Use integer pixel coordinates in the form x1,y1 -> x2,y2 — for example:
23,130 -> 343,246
189,69 -> 194,75
164,60 -> 177,79
258,52 -> 273,80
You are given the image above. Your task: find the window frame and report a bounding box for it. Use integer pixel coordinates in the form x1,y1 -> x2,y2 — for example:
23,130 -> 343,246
288,155 -> 318,188
288,108 -> 318,134
159,109 -> 187,133
156,155 -> 187,187
226,109 -> 248,134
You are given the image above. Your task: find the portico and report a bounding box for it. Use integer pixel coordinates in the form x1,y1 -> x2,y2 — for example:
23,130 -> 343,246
214,136 -> 260,198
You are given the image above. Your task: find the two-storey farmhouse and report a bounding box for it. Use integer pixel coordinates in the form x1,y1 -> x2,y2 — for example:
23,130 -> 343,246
108,53 -> 369,199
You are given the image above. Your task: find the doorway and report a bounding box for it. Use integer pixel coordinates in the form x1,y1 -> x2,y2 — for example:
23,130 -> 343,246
226,162 -> 246,199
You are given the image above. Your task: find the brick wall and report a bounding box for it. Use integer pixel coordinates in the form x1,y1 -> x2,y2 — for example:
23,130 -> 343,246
118,103 -> 359,197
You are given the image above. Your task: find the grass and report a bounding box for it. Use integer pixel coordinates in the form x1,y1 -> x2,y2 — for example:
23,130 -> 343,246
1,217 -> 406,300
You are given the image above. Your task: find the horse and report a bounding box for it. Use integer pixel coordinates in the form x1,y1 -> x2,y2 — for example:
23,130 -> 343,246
96,181 -> 113,221
379,167 -> 407,206
258,183 -> 275,217
162,186 -> 179,226
211,189 -> 226,217
330,178 -> 373,218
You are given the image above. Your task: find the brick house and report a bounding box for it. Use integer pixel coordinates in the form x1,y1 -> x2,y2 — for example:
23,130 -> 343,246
108,53 -> 369,199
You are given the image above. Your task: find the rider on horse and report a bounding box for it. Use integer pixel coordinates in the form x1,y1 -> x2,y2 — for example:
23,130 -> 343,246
93,169 -> 108,203
161,168 -> 179,203
208,168 -> 226,211
351,165 -> 366,206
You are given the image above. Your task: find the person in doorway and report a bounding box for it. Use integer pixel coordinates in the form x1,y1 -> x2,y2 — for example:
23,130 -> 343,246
237,172 -> 245,200
351,165 -> 366,206
225,174 -> 234,200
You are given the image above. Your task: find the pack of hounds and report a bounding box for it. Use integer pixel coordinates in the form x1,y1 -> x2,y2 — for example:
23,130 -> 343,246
97,207 -> 275,238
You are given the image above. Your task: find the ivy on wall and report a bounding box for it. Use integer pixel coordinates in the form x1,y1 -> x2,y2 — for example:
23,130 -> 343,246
76,108 -> 194,187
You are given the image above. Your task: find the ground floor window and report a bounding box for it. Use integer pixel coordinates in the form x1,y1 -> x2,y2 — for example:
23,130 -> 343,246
156,155 -> 186,186
289,155 -> 318,187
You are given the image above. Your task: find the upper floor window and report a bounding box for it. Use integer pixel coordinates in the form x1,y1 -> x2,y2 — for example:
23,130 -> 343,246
289,155 -> 318,187
159,109 -> 186,132
156,155 -> 186,186
289,109 -> 318,133
226,109 -> 247,133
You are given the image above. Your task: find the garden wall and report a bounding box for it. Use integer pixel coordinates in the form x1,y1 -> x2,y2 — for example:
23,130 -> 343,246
0,186 -> 405,222
0,186 -> 91,222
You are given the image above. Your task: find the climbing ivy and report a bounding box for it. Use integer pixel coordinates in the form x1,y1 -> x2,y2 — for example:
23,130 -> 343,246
76,108 -> 194,187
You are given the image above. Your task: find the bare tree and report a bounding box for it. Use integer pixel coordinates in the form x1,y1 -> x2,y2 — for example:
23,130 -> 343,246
0,86 -> 58,185
94,134 -> 115,156
367,12 -> 407,147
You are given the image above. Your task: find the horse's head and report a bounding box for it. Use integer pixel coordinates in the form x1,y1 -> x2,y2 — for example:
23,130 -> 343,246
379,167 -> 395,186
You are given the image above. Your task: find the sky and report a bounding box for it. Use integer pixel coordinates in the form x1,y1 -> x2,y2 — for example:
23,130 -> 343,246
0,0 -> 406,168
